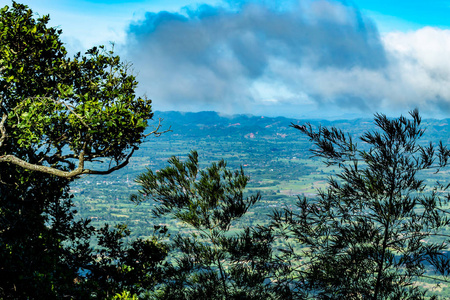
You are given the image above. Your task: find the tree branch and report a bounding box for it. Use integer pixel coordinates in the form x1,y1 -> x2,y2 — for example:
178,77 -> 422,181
83,147 -> 136,175
144,118 -> 171,137
0,147 -> 136,179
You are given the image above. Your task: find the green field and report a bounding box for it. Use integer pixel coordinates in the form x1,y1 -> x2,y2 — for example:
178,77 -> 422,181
70,111 -> 450,297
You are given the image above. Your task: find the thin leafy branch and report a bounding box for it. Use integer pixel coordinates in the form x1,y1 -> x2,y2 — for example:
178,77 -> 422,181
270,109 -> 450,299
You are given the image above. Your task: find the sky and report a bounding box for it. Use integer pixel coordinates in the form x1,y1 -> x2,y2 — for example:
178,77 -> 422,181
8,0 -> 450,119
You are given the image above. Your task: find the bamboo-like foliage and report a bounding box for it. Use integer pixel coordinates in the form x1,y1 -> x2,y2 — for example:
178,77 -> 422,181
133,151 -> 277,299
271,110 -> 450,299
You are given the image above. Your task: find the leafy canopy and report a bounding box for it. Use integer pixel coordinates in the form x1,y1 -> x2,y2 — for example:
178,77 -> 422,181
0,2 -> 155,178
0,2 -> 167,298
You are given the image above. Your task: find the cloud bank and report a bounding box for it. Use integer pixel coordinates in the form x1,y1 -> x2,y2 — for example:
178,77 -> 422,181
125,0 -> 450,118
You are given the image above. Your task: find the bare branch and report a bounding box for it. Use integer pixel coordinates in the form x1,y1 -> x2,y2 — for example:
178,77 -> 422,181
144,118 -> 172,137
84,147 -> 136,175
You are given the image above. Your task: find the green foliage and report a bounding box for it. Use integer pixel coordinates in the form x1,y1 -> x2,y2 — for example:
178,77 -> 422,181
0,1 -> 153,177
6,3 -> 450,298
271,110 -> 450,299
0,162 -> 169,298
133,151 -> 277,299
0,172 -> 83,298
111,290 -> 139,300
134,151 -> 258,229
78,224 -> 169,298
0,2 -> 162,298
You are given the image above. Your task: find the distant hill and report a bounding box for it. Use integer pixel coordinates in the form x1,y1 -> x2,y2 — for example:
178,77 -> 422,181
150,110 -> 372,139
72,110 -> 450,249
150,110 -> 450,144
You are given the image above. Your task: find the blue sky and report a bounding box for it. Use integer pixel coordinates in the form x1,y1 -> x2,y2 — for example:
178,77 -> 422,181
9,0 -> 450,119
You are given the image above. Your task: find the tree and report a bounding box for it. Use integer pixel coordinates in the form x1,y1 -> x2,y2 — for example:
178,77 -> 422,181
1,170 -> 169,298
271,110 -> 450,299
79,223 -> 170,298
0,2 -> 168,298
132,151 -> 277,299
0,1 -> 160,179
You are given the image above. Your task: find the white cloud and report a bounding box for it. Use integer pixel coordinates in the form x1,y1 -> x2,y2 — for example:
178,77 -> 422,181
126,0 -> 390,117
24,0 -> 436,118
374,27 -> 450,115
261,27 -> 450,117
14,0 -> 450,118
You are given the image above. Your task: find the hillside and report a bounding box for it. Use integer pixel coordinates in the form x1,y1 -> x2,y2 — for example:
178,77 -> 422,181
71,111 -> 450,236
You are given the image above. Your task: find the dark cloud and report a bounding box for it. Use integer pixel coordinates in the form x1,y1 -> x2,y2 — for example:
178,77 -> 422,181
125,0 -> 388,115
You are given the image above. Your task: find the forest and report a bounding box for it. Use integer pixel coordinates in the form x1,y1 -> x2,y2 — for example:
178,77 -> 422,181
3,2 -> 450,299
